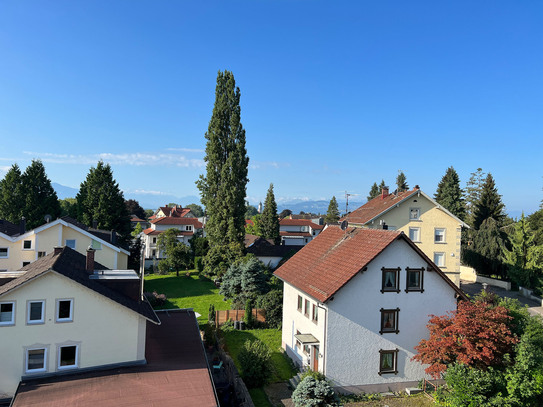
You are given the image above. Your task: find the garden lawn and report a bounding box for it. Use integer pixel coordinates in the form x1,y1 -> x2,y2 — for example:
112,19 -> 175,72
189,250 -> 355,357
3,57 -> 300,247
222,328 -> 296,382
144,271 -> 231,323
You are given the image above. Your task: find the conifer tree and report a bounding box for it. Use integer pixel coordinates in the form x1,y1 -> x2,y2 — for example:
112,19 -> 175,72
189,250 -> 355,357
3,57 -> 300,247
325,196 -> 340,224
465,168 -> 486,226
260,184 -> 280,243
396,171 -> 408,192
435,166 -> 466,221
378,179 -> 386,193
76,161 -> 131,242
21,160 -> 61,229
0,164 -> 24,223
367,183 -> 379,201
472,173 -> 506,230
196,70 -> 249,276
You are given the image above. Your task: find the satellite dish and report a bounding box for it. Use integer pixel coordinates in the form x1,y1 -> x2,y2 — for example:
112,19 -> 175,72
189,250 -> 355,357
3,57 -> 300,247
340,220 -> 348,231
44,214 -> 52,223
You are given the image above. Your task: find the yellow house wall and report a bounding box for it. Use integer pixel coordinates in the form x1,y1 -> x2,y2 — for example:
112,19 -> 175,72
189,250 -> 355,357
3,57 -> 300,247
0,271 -> 146,397
0,235 -> 39,271
366,194 -> 462,286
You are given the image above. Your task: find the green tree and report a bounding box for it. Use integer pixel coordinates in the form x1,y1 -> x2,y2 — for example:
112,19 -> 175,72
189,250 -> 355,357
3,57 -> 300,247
131,222 -> 143,238
435,166 -> 466,221
238,339 -> 272,388
465,168 -> 487,226
186,203 -> 204,217
260,184 -> 280,243
466,218 -> 508,278
292,376 -> 340,407
472,173 -> 506,230
396,171 -> 408,192
196,70 -> 249,276
59,198 -> 78,218
245,202 -> 258,218
0,164 -> 24,223
245,214 -> 263,236
325,196 -> 340,224
219,256 -> 269,303
157,228 -> 192,276
76,161 -> 131,242
367,182 -> 379,201
21,160 -> 61,229
125,199 -> 146,219
528,208 -> 543,247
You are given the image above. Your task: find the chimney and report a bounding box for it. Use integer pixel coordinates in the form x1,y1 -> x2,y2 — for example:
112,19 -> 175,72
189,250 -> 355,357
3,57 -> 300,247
381,186 -> 389,199
111,229 -> 117,245
86,247 -> 95,274
20,217 -> 26,235
54,246 -> 63,255
415,185 -> 420,190
92,220 -> 98,229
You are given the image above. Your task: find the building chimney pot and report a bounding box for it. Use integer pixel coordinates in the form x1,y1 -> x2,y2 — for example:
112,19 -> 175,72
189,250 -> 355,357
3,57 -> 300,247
54,246 -> 63,255
20,217 -> 26,235
92,220 -> 98,229
86,247 -> 95,274
381,186 -> 389,199
415,185 -> 420,190
111,229 -> 117,245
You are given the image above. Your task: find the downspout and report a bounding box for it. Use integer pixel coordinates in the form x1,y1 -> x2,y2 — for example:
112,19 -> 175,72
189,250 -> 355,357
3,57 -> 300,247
317,303 -> 327,375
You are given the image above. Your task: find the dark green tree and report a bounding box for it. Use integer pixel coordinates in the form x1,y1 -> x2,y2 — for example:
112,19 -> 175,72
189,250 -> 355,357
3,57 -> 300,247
125,199 -> 146,220
245,202 -> 258,218
186,203 -> 204,217
465,218 -> 507,278
0,164 -> 24,223
465,168 -> 487,226
435,166 -> 466,221
396,171 -> 408,192
279,209 -> 292,219
260,184 -> 280,243
325,196 -> 340,224
528,208 -> 543,247
238,339 -> 272,388
196,70 -> 249,276
367,182 -> 379,201
59,198 -> 78,218
21,160 -> 61,229
472,173 -> 506,230
76,161 -> 131,242
157,228 -> 192,276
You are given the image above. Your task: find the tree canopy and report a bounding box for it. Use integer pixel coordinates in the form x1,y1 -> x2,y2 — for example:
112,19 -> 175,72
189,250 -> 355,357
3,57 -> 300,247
0,163 -> 23,223
156,228 -> 192,276
125,199 -> 146,220
325,196 -> 340,224
472,173 -> 506,230
435,166 -> 466,221
367,182 -> 380,201
186,203 -> 204,217
396,171 -> 408,192
196,70 -> 249,276
260,184 -> 280,243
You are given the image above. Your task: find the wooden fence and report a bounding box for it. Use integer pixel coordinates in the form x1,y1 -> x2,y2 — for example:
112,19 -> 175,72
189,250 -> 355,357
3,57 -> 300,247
215,309 -> 266,328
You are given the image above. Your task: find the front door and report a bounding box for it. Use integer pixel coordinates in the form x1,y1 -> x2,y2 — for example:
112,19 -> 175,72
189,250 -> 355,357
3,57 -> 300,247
312,345 -> 319,372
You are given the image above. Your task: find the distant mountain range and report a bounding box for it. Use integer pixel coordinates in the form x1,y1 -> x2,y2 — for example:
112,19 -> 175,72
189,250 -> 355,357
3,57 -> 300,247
52,182 -> 366,214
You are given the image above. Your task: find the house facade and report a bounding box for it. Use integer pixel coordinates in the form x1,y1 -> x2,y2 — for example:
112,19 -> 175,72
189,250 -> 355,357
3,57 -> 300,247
0,217 -> 129,272
343,186 -> 467,286
275,226 -> 467,392
279,219 -> 324,246
0,247 -> 159,398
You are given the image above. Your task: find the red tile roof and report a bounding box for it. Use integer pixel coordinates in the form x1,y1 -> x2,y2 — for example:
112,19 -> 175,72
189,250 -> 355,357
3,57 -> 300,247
151,217 -> 203,228
280,219 -> 324,230
274,225 -> 467,303
131,215 -> 146,222
342,188 -> 420,225
280,231 -> 312,237
158,206 -> 192,218
143,228 -> 161,235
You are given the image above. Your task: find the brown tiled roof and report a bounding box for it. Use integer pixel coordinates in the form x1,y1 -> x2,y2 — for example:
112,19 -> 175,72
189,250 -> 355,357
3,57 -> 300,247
143,228 -> 161,235
131,215 -> 146,222
0,248 -> 160,324
12,310 -> 218,407
274,225 -> 467,303
341,188 -> 420,225
151,217 -> 203,228
280,219 -> 324,230
244,233 -> 264,247
0,219 -> 20,236
158,206 -> 192,218
280,231 -> 312,237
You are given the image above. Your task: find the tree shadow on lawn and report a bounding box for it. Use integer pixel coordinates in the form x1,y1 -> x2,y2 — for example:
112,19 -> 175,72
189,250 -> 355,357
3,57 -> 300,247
145,274 -> 219,298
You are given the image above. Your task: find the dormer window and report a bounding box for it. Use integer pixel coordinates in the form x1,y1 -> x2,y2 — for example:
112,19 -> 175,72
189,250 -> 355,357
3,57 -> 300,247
186,225 -> 193,231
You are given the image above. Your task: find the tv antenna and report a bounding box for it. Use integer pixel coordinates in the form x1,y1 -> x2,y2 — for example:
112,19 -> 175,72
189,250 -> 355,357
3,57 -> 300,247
344,191 -> 359,215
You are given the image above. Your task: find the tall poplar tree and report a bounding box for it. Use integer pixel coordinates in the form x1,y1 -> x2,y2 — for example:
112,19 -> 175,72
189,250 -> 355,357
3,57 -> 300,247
260,184 -> 280,243
396,171 -> 408,192
465,168 -> 486,226
325,196 -> 340,224
76,161 -> 131,242
197,70 -> 249,276
0,164 -> 24,223
434,166 -> 466,221
472,173 -> 506,230
21,160 -> 61,229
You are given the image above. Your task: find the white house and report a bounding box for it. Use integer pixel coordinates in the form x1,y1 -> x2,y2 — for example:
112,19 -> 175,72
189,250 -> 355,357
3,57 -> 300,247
274,225 -> 467,393
279,219 -> 324,246
0,246 -> 159,399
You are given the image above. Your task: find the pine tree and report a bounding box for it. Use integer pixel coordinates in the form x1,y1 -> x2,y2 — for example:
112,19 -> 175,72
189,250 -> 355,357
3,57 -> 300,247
76,161 -> 131,242
260,184 -> 280,243
465,168 -> 486,226
472,173 -> 506,230
367,183 -> 379,201
469,218 -> 507,278
378,179 -> 386,193
435,166 -> 466,221
325,196 -> 340,224
196,70 -> 249,276
396,171 -> 408,192
21,160 -> 61,229
0,164 -> 24,223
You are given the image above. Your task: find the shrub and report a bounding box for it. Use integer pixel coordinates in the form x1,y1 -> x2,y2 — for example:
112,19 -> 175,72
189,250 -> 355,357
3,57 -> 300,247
300,368 -> 327,382
292,376 -> 340,407
244,298 -> 254,328
202,323 -> 216,347
144,291 -> 167,306
220,318 -> 235,332
208,304 -> 216,325
238,339 -> 272,388
195,256 -> 204,273
257,289 -> 283,328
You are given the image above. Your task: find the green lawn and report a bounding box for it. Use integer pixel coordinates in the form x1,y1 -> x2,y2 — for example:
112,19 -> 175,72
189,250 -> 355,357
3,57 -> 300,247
144,271 -> 231,323
222,328 -> 296,382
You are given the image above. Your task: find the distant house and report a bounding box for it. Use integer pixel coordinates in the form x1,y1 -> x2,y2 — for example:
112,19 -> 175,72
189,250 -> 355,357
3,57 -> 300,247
0,246 -> 159,399
279,219 -> 324,246
274,225 -> 467,393
149,205 -> 196,221
130,214 -> 148,230
245,235 -> 303,269
342,186 -> 468,286
0,216 -> 129,272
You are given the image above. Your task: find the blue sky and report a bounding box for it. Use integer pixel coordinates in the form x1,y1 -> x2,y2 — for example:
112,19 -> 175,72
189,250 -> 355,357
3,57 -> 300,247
0,1 -> 541,215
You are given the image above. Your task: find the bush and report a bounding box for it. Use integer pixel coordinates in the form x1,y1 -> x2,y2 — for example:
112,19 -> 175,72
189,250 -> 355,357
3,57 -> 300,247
257,289 -> 283,328
220,318 -> 235,332
244,298 -> 254,328
202,323 -> 216,347
195,256 -> 204,273
238,339 -> 272,388
208,304 -> 216,325
144,291 -> 167,306
292,376 -> 340,407
300,368 -> 327,382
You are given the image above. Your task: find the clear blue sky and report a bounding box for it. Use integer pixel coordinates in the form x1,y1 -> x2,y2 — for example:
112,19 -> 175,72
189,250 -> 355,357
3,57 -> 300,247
0,1 -> 541,215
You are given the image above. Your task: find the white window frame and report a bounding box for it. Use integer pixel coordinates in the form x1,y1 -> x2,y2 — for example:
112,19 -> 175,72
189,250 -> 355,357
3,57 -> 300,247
27,300 -> 45,325
0,301 -> 16,326
22,240 -> 32,250
57,344 -> 79,370
434,228 -> 446,243
65,239 -> 76,249
409,208 -> 420,221
56,299 -> 74,323
25,346 -> 48,373
434,252 -> 445,268
186,225 -> 193,231
0,247 -> 9,258
408,227 -> 421,242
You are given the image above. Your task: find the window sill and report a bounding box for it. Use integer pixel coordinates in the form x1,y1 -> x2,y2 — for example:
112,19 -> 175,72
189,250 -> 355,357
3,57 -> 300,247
405,288 -> 424,293
378,370 -> 398,376
434,242 -> 447,244
26,321 -> 45,325
0,323 -> 15,327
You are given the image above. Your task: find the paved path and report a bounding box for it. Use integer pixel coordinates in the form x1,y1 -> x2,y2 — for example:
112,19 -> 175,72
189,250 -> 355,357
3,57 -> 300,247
460,280 -> 543,317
